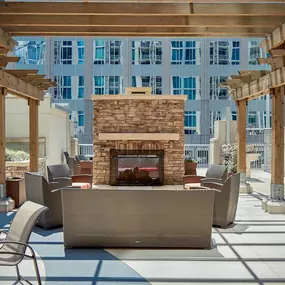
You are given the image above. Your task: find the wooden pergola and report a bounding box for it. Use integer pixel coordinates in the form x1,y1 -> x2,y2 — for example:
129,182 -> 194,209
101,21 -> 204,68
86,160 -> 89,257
0,0 -> 284,212
0,35 -> 55,209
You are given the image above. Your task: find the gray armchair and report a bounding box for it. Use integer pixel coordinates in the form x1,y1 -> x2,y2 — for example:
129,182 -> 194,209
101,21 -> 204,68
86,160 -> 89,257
25,172 -> 72,229
67,156 -> 81,175
47,164 -> 93,185
202,172 -> 240,228
184,164 -> 228,184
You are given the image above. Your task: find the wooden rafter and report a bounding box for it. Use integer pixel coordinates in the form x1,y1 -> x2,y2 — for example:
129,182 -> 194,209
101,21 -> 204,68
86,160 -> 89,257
0,70 -> 44,100
0,55 -> 19,68
5,69 -> 38,77
4,69 -> 56,90
1,2 -> 285,15
258,56 -> 285,70
260,23 -> 285,52
0,28 -> 17,51
270,49 -> 285,57
227,67 -> 285,101
0,2 -> 285,37
0,47 -> 9,55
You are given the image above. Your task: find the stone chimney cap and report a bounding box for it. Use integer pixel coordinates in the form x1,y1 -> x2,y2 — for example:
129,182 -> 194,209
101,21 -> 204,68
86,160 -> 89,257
126,87 -> 152,96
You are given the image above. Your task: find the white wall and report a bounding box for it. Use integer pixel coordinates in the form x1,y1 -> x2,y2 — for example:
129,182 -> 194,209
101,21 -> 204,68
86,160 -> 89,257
6,94 -> 70,165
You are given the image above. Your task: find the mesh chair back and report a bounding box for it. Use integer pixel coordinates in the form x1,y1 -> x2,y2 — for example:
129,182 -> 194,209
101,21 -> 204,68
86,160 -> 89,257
2,201 -> 47,262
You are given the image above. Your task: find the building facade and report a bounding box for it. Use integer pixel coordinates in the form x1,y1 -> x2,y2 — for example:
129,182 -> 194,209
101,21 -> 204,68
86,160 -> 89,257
11,37 -> 271,148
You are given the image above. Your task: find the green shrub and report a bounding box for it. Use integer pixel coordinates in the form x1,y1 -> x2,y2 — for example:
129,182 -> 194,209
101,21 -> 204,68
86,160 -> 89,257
5,148 -> 29,162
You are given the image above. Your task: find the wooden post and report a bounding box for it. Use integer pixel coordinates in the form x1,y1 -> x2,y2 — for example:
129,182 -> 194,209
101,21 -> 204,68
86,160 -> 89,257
237,99 -> 247,174
236,99 -> 250,193
29,98 -> 39,172
271,86 -> 284,201
0,87 -> 7,198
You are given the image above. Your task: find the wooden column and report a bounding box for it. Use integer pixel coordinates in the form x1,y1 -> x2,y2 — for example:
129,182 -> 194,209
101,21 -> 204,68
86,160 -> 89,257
0,87 -> 7,195
29,98 -> 39,172
271,86 -> 284,200
237,99 -> 247,175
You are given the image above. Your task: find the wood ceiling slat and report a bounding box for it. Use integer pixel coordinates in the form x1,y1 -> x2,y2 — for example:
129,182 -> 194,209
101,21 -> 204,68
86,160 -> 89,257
2,26 -> 275,38
0,55 -> 19,67
1,2 -> 285,16
0,47 -> 9,55
0,15 -> 284,27
5,69 -> 39,78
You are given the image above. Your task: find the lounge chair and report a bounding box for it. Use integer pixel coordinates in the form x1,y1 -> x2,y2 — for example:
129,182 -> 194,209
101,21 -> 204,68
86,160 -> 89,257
47,164 -> 92,188
0,201 -> 48,284
202,173 -> 240,228
184,164 -> 228,185
25,172 -> 72,229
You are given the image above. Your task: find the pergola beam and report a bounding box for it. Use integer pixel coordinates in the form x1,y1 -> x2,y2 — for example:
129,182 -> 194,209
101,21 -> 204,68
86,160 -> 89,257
0,70 -> 44,101
1,2 -> 285,16
2,25 -> 276,37
5,69 -> 39,77
260,23 -> 285,52
0,55 -> 19,68
231,68 -> 285,101
0,2 -> 285,36
0,28 -> 17,51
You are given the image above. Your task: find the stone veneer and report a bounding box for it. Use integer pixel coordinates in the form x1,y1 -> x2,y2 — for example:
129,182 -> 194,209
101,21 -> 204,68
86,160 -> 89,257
92,93 -> 186,185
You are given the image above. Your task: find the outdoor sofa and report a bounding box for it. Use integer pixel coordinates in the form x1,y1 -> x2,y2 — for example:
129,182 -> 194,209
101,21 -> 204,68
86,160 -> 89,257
61,187 -> 217,249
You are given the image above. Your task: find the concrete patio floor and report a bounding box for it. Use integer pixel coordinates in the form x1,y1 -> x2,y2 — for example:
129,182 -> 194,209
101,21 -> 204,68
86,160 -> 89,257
1,170 -> 285,285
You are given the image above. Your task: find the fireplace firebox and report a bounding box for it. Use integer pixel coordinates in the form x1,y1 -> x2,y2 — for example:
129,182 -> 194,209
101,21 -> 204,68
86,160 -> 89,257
110,150 -> 164,186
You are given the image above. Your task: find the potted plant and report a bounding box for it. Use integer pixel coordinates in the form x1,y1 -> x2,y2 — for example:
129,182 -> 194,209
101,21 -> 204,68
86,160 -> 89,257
184,156 -> 198,175
5,148 -> 29,207
222,143 -> 237,175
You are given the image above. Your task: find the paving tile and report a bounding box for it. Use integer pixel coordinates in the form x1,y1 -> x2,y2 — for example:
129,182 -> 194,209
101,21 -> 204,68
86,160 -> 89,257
245,261 -> 280,278
212,232 -> 226,244
216,245 -> 238,259
121,260 -> 253,280
265,262 -> 285,278
220,233 -> 247,244
250,246 -> 285,259
240,233 -> 285,244
151,283 -> 259,285
231,245 -> 261,259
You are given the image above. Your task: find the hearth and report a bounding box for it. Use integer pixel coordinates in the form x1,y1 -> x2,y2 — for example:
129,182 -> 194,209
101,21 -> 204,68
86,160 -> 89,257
110,150 -> 164,186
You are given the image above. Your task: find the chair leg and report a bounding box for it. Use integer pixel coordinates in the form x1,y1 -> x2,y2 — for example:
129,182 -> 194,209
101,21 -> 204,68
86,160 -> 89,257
32,255 -> 42,285
15,264 -> 21,281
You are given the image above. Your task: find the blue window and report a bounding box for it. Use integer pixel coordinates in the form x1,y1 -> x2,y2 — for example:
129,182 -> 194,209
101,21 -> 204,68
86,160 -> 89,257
78,76 -> 84,98
132,76 -> 162,95
185,41 -> 196,65
78,111 -> 84,127
184,111 -> 197,127
78,41 -> 84,64
94,40 -> 105,64
94,76 -> 105,94
171,41 -> 183,64
132,41 -> 162,65
15,41 -> 45,64
62,41 -> 72,64
172,76 -> 199,100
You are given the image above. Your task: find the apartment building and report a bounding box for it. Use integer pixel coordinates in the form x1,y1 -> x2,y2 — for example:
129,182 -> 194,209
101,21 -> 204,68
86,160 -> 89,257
12,37 -> 271,149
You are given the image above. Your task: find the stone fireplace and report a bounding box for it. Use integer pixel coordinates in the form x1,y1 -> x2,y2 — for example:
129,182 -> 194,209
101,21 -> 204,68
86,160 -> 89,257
92,87 -> 186,185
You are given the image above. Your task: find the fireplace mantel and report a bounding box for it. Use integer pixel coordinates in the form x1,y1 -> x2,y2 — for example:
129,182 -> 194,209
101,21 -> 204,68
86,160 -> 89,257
91,95 -> 187,101
98,133 -> 180,141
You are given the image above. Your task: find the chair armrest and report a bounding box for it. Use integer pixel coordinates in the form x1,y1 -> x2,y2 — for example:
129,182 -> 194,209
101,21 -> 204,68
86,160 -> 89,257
201,181 -> 224,191
71,174 -> 93,184
0,240 -> 36,258
201,177 -> 224,184
183,175 -> 205,184
50,179 -> 72,191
